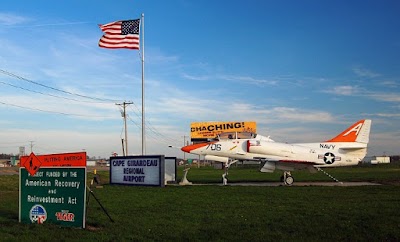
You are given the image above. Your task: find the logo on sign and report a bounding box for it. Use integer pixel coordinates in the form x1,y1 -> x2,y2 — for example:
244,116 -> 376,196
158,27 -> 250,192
55,210 -> 75,222
29,204 -> 47,224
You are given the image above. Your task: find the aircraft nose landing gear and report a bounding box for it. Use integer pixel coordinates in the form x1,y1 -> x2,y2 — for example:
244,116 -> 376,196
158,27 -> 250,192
281,171 -> 294,186
222,160 -> 238,185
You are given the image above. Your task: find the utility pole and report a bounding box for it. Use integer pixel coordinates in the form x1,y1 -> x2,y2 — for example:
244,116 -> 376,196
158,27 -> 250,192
116,102 -> 133,156
29,141 -> 34,153
182,135 -> 189,160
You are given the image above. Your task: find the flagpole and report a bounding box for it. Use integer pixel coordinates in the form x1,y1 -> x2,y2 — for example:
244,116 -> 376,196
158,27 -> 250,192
141,13 -> 145,155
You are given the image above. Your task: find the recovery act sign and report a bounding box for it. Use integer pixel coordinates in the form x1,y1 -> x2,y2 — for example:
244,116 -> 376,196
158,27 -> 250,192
19,167 -> 86,228
19,151 -> 87,229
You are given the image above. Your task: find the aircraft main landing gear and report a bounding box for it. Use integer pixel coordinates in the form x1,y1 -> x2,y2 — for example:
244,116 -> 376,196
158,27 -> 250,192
281,171 -> 294,186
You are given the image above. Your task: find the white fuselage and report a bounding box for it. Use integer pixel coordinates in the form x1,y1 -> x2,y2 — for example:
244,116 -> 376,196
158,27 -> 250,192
187,138 -> 365,168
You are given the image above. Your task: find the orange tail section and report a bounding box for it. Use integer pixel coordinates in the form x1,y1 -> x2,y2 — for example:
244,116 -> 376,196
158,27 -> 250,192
326,119 -> 371,143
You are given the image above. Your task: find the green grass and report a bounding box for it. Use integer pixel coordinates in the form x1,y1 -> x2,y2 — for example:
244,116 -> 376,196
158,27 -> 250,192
184,163 -> 400,184
0,164 -> 399,241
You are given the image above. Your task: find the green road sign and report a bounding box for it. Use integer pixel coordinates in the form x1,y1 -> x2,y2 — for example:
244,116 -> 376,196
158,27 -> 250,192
19,167 -> 87,228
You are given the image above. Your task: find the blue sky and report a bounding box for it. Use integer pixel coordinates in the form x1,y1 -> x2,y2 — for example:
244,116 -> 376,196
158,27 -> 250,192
0,0 -> 399,158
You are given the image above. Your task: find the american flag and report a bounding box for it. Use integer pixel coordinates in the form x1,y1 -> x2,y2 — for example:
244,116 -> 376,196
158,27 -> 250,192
98,19 -> 140,50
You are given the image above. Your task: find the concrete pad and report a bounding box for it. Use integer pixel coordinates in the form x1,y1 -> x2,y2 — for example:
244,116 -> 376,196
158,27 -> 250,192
187,181 -> 381,187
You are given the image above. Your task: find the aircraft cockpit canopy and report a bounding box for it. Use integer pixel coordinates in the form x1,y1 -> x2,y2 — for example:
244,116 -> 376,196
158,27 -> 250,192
217,132 -> 257,140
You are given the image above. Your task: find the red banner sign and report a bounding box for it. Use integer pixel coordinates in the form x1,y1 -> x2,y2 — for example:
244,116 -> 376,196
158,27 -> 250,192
20,152 -> 87,168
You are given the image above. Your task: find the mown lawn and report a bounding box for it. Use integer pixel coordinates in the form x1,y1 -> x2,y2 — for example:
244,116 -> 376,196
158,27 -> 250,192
0,164 -> 399,241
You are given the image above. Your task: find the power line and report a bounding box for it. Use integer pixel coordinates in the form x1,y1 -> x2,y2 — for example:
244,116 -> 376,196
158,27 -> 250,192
127,103 -> 176,141
127,105 -> 180,141
127,107 -> 174,142
0,67 -> 186,146
0,80 -> 105,103
0,69 -> 184,147
0,68 -> 126,118
126,111 -> 182,145
0,100 -> 112,118
0,68 -> 122,103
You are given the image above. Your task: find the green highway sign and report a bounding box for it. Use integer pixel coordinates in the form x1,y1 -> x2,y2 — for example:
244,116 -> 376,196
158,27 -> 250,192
19,167 -> 87,228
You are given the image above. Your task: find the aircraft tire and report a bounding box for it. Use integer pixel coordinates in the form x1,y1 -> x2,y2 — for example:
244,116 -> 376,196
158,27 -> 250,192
285,176 -> 294,186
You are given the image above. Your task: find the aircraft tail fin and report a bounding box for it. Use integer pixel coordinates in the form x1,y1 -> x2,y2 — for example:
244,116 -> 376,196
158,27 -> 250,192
326,119 -> 371,144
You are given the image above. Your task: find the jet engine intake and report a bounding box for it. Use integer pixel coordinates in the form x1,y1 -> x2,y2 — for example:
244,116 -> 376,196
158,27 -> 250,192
247,140 -> 260,152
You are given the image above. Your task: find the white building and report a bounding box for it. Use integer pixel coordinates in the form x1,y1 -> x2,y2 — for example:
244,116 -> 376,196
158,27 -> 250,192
362,156 -> 391,165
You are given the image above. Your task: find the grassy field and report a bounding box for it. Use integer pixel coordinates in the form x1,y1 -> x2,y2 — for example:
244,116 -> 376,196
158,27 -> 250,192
0,164 -> 399,241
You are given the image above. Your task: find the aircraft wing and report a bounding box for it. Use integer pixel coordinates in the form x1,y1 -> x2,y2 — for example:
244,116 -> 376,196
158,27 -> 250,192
255,157 -> 318,173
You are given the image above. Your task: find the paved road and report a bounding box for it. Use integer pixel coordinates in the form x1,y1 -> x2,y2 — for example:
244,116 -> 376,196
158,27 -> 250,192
174,181 -> 381,187
216,181 -> 381,186
0,166 -> 110,176
0,167 -> 19,175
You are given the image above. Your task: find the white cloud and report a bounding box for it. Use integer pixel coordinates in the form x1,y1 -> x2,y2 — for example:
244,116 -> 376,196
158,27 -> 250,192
147,48 -> 179,64
181,73 -> 211,81
368,130 -> 400,156
270,107 -> 335,123
379,80 -> 399,88
154,97 -> 221,120
374,113 -> 400,118
219,75 -> 277,86
152,86 -> 336,125
181,73 -> 277,86
0,12 -> 30,25
367,93 -> 400,103
325,85 -> 360,96
352,67 -> 380,78
322,85 -> 400,104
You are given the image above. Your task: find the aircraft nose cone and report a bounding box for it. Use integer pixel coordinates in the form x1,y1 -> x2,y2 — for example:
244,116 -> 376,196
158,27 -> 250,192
181,143 -> 210,153
181,145 -> 192,153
